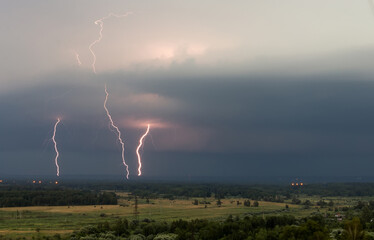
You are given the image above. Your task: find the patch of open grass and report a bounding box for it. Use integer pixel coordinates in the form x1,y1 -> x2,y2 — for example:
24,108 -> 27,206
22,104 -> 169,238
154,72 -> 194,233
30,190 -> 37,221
0,195 -> 363,238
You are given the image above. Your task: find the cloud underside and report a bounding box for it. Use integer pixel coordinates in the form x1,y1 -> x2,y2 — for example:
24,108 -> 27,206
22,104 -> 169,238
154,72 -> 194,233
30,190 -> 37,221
1,68 -> 374,177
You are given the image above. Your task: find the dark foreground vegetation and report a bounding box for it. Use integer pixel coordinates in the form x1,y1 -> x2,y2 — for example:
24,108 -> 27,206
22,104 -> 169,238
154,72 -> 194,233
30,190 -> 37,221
71,215 -> 332,240
1,214 -> 372,240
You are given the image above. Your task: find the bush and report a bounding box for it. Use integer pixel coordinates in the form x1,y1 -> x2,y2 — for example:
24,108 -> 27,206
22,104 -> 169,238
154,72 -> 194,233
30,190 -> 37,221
154,233 -> 178,240
129,234 -> 146,240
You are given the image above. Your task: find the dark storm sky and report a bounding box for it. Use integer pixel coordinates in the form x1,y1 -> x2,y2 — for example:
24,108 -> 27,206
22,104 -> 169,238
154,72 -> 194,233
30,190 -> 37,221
2,69 -> 374,178
2,0 -> 374,179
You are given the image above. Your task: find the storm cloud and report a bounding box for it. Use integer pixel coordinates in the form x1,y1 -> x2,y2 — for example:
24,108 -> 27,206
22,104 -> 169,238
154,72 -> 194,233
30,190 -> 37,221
2,67 -> 374,178
2,0 -> 374,180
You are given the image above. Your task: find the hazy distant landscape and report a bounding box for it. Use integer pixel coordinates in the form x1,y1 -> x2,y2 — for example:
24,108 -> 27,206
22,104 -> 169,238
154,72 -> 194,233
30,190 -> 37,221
1,180 -> 374,239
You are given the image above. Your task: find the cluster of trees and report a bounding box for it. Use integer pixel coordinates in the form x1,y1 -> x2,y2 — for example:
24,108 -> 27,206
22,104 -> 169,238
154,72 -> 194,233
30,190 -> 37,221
5,181 -> 374,203
0,186 -> 117,207
290,198 -> 334,208
61,181 -> 374,200
352,200 -> 374,231
65,214 -> 373,240
0,214 -> 372,240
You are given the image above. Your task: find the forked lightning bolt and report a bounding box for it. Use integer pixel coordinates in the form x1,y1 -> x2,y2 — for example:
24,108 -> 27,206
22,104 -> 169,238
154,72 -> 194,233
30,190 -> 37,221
52,118 -> 61,176
104,85 -> 130,179
136,124 -> 150,176
88,12 -> 132,73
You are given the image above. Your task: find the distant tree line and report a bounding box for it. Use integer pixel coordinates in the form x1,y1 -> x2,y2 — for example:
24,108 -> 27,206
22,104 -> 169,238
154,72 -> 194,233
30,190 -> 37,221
62,182 -> 374,200
0,186 -> 117,207
3,181 -> 374,207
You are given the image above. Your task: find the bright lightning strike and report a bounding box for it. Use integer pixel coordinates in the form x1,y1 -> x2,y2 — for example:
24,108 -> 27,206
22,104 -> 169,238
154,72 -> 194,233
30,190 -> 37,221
89,12 -> 132,178
52,118 -> 61,177
104,85 -> 130,179
136,124 -> 150,176
88,12 -> 132,74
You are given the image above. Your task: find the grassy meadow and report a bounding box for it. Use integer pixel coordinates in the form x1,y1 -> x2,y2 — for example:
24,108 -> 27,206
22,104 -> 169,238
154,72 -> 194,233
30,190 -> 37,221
0,192 -> 371,238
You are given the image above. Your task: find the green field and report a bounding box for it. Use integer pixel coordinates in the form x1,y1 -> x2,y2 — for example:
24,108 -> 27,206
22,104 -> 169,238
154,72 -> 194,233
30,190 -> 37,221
0,193 -> 370,238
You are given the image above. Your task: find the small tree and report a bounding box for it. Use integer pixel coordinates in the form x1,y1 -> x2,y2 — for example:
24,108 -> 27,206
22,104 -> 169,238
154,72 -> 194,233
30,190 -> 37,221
253,201 -> 259,207
341,217 -> 365,240
292,198 -> 301,205
316,200 -> 327,208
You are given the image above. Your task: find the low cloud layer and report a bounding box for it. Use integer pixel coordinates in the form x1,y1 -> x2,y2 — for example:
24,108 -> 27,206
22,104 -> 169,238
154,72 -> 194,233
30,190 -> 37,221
2,67 -> 374,178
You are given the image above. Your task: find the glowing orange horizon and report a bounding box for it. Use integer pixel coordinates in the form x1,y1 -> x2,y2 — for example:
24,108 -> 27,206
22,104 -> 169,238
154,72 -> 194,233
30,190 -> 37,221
120,117 -> 173,129
104,85 -> 129,179
136,124 -> 150,176
52,118 -> 61,177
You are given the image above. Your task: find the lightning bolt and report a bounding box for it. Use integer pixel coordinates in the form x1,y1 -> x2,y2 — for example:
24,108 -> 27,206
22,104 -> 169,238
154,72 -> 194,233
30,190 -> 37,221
88,12 -> 132,74
75,52 -> 82,65
52,118 -> 61,177
104,84 -> 130,179
88,13 -> 132,179
136,124 -> 150,176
